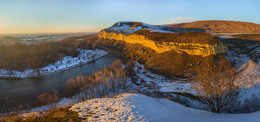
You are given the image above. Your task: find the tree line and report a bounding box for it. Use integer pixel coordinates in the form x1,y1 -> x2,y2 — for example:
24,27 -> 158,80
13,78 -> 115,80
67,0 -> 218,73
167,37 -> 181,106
0,34 -> 99,72
63,60 -> 127,99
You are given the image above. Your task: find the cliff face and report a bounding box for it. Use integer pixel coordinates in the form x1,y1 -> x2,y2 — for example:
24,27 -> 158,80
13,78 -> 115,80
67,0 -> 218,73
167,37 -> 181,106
97,22 -> 231,77
98,26 -> 227,57
98,22 -> 228,57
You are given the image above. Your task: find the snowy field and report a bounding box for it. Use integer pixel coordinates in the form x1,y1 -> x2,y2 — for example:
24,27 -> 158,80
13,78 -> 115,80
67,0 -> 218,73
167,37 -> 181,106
70,93 -> 260,122
0,49 -> 108,78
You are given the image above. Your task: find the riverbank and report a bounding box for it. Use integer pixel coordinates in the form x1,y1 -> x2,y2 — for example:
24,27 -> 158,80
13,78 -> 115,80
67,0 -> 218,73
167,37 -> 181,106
0,49 -> 108,79
0,51 -> 120,114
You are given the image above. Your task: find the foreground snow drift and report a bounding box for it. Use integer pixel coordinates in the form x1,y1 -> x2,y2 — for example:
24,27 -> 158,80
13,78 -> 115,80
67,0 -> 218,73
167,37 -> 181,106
71,93 -> 260,122
0,49 -> 108,78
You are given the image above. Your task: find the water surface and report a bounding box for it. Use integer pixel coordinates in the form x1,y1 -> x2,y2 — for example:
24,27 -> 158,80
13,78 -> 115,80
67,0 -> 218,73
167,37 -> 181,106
0,52 -> 120,113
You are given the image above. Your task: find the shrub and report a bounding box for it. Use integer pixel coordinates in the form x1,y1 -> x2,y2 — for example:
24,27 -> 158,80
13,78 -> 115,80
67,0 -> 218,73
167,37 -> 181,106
36,89 -> 59,106
63,60 -> 127,99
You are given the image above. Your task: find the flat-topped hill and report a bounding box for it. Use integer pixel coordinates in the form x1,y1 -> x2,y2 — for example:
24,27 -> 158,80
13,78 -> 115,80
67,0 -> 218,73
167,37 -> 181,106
133,29 -> 220,44
98,22 -> 228,57
167,20 -> 260,33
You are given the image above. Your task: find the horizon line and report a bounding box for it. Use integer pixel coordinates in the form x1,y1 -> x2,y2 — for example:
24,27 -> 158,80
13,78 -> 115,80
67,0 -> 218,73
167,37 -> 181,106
0,31 -> 99,35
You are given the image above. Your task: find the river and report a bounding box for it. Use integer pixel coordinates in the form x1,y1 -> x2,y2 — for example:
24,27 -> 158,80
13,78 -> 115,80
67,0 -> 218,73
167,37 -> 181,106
0,52 -> 121,114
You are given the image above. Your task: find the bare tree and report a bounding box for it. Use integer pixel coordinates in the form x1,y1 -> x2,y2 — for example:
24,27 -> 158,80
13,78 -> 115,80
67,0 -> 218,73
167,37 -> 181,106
191,60 -> 241,113
63,59 -> 127,98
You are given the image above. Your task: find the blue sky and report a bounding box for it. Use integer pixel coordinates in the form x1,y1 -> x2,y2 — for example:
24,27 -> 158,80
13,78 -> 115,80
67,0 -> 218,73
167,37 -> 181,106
0,0 -> 259,34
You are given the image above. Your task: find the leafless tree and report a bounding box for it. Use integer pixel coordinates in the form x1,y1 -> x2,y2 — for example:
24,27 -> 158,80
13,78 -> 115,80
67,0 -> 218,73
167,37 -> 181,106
63,60 -> 127,98
191,60 -> 241,113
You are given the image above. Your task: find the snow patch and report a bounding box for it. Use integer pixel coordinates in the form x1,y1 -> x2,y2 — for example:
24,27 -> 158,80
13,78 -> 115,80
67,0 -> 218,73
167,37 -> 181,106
71,93 -> 260,122
159,82 -> 195,94
236,60 -> 260,85
225,50 -> 250,67
106,22 -> 175,35
70,94 -> 148,121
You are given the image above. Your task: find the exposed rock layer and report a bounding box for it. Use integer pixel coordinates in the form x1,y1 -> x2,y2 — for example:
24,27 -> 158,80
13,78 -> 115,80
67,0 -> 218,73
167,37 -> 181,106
98,29 -> 228,57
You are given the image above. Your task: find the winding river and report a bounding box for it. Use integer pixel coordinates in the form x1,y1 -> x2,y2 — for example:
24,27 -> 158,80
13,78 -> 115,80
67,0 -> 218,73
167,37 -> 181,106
0,52 -> 121,114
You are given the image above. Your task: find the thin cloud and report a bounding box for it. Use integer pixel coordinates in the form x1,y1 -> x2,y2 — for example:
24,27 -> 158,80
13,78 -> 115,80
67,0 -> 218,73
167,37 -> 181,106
165,17 -> 196,24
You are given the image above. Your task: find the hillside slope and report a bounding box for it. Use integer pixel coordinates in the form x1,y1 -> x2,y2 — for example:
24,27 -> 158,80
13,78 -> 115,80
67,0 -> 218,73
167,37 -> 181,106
71,93 -> 260,122
97,21 -> 231,77
167,20 -> 260,33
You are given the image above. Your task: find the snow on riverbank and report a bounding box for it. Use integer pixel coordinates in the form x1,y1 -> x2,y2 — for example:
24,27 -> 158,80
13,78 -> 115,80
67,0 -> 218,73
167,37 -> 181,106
132,61 -> 194,93
132,60 -> 260,110
0,49 -> 108,78
6,60 -> 260,119
70,93 -> 260,122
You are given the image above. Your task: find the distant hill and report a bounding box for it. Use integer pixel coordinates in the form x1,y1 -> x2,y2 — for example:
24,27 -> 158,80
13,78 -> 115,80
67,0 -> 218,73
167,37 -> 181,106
167,20 -> 260,33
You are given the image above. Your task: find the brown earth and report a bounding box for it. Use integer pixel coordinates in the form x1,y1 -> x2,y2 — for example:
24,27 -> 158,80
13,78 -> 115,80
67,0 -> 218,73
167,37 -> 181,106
167,20 -> 260,33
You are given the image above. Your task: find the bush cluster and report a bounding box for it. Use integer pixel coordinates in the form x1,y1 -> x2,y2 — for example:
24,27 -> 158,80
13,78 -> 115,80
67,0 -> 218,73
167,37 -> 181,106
63,60 -> 127,99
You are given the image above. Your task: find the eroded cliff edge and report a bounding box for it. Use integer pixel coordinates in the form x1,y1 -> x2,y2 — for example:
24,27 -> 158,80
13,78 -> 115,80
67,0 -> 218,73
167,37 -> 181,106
98,22 -> 228,57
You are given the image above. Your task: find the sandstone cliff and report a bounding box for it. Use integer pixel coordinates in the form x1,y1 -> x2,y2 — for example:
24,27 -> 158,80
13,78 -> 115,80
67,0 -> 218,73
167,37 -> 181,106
98,22 -> 228,57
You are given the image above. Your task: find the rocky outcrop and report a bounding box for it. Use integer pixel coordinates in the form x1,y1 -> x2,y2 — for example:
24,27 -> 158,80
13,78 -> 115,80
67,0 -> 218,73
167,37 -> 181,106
98,25 -> 228,57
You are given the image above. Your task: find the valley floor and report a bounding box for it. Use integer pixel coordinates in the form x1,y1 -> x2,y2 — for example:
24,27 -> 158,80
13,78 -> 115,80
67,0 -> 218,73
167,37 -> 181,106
1,50 -> 259,121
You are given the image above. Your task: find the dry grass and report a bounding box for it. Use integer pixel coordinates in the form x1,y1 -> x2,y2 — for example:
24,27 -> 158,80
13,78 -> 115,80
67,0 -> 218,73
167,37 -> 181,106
165,96 -> 173,101
134,29 -> 221,44
168,20 -> 260,33
0,107 -> 82,122
233,34 -> 260,41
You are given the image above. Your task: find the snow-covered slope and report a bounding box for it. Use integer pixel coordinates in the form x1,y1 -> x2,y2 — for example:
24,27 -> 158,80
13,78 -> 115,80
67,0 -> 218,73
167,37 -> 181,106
71,93 -> 260,122
236,60 -> 260,107
131,60 -> 260,111
106,21 -> 175,35
225,50 -> 250,66
224,43 -> 260,66
248,46 -> 260,64
237,60 -> 260,85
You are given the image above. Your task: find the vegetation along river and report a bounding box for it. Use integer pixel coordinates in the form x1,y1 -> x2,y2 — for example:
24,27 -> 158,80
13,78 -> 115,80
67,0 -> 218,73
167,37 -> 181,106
0,52 -> 121,114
